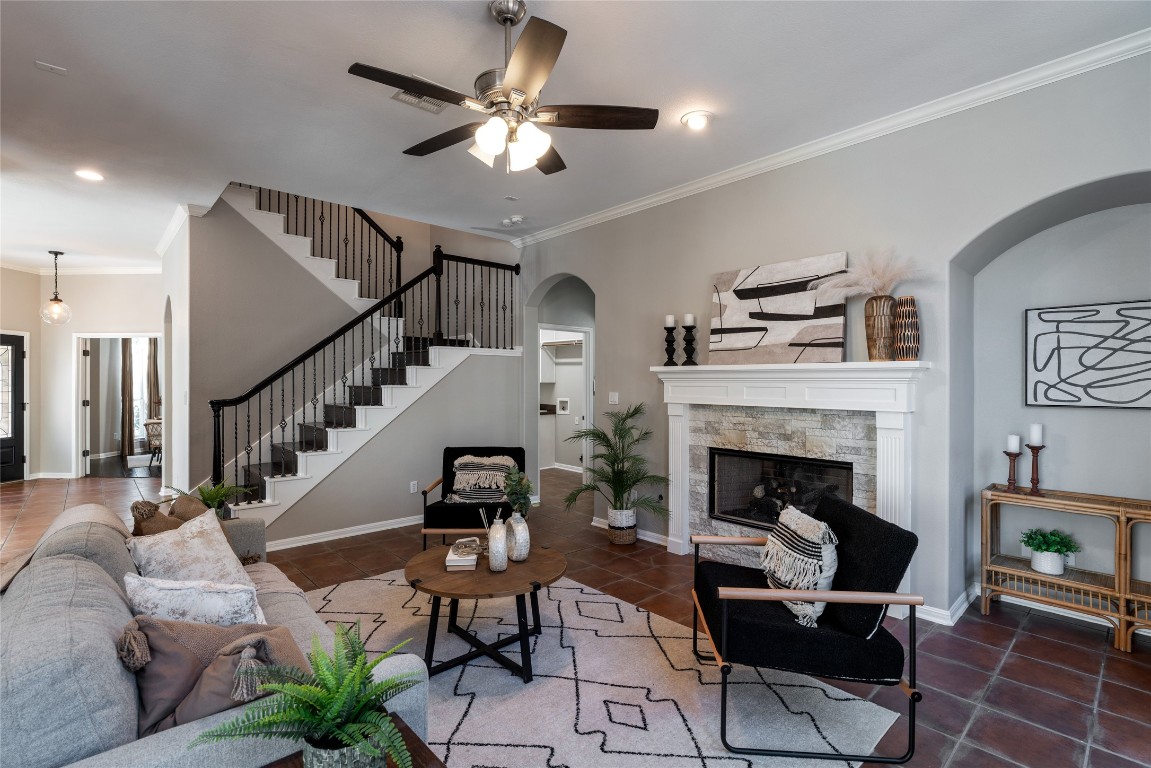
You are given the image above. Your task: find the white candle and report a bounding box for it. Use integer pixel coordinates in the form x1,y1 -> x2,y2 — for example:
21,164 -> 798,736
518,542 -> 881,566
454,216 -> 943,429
1007,435 -> 1021,453
665,315 -> 675,328
1029,424 -> 1043,446
683,313 -> 696,327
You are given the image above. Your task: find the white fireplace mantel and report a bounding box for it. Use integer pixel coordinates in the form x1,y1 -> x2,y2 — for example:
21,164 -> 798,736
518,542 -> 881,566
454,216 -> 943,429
652,362 -> 931,557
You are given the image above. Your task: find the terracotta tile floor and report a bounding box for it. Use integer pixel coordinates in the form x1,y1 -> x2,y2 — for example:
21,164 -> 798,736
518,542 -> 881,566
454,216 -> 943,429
3,469 -> 1148,767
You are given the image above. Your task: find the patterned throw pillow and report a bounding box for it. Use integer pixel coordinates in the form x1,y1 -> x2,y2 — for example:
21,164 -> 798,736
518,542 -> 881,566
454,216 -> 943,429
128,511 -> 255,589
451,454 -> 516,503
124,573 -> 266,626
761,505 -> 839,628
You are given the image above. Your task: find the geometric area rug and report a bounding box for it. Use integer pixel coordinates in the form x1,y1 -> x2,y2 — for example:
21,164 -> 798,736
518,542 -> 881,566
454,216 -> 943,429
307,572 -> 898,768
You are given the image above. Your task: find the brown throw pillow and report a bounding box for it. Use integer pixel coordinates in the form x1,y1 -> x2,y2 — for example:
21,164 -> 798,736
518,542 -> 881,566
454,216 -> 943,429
170,495 -> 209,522
131,501 -> 184,537
118,615 -> 309,736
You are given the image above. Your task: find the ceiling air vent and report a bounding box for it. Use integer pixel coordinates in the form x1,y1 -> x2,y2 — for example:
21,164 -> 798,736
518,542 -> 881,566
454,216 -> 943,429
391,89 -> 447,115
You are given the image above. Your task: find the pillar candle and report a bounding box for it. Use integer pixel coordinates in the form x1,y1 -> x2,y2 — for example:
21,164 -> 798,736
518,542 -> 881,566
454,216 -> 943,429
665,315 -> 675,328
683,313 -> 696,327
1029,424 -> 1043,446
1007,434 -> 1021,453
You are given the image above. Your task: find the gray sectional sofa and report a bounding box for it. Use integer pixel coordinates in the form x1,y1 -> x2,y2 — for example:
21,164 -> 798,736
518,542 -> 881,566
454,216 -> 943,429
0,504 -> 428,768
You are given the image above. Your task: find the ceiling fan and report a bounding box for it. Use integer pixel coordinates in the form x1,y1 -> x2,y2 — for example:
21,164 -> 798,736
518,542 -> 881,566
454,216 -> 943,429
349,0 -> 659,175
472,214 -> 529,234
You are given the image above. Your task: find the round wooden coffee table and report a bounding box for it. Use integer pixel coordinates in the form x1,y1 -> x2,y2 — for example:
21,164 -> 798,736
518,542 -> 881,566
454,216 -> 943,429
404,546 -> 567,683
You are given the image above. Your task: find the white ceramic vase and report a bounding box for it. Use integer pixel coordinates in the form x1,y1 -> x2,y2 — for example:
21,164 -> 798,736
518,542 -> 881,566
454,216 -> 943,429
508,511 -> 530,562
1030,550 -> 1065,576
488,518 -> 508,572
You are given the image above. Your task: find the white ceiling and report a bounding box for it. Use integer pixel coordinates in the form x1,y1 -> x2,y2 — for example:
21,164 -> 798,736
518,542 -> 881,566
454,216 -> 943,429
2,1 -> 1148,271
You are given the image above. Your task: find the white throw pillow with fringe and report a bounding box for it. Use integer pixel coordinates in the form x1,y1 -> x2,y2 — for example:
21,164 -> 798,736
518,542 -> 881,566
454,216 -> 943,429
761,505 -> 839,627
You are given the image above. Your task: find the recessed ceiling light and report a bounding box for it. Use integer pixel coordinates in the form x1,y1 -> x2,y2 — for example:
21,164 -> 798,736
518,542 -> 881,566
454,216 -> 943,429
75,169 -> 104,181
504,196 -> 519,201
680,110 -> 713,131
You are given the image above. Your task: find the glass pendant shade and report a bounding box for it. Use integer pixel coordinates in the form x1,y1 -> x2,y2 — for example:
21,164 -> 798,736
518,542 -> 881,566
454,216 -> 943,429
515,121 -> 551,160
507,139 -> 538,171
475,116 -> 509,155
41,250 -> 72,325
467,142 -> 496,168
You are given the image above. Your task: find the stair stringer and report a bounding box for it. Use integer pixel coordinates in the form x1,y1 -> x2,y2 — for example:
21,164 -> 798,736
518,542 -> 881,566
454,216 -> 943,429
234,346 -> 522,528
219,186 -> 377,314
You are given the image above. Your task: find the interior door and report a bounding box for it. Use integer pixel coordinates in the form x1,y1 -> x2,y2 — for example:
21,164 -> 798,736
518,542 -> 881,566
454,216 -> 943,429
80,339 -> 91,476
0,334 -> 26,482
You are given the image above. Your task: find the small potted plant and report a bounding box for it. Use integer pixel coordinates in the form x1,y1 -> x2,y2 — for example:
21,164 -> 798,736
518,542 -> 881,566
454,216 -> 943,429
1020,528 -> 1081,576
165,481 -> 254,520
191,622 -> 418,768
564,403 -> 668,545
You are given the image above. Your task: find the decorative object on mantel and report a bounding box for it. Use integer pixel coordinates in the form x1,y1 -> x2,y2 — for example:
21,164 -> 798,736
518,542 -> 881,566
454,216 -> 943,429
663,315 -> 678,366
564,402 -> 668,545
709,252 -> 847,364
40,250 -> 73,325
811,249 -> 922,362
893,296 -> 921,361
1026,422 -> 1045,496
1019,527 -> 1080,576
1025,299 -> 1150,408
682,314 -> 699,366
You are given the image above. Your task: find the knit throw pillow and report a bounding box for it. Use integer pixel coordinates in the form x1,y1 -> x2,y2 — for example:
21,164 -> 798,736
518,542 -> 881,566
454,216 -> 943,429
761,505 -> 839,628
451,455 -> 515,503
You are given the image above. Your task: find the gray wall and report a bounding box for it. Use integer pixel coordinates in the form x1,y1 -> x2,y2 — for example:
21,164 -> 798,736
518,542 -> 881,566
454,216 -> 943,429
974,204 -> 1151,578
0,268 -> 40,477
266,353 -> 522,541
518,55 -> 1151,615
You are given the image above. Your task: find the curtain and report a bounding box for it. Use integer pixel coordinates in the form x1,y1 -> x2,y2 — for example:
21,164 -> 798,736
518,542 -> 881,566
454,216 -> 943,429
147,338 -> 160,419
120,339 -> 134,461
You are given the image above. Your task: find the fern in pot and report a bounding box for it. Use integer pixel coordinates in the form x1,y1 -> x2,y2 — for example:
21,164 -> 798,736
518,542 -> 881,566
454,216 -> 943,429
564,403 -> 668,545
191,622 -> 418,768
1020,528 -> 1081,576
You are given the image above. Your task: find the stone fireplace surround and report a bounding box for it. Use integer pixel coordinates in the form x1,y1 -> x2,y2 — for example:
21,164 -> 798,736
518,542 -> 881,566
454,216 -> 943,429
652,362 -> 930,572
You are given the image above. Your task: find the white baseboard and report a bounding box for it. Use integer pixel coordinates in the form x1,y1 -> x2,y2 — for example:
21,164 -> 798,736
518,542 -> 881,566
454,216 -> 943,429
91,451 -> 119,460
267,514 -> 422,552
589,517 -> 669,547
29,472 -> 74,480
552,463 -> 582,474
918,589 -> 978,626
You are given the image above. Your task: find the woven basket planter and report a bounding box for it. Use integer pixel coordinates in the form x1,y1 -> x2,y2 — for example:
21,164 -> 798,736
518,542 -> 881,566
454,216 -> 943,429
607,508 -> 637,545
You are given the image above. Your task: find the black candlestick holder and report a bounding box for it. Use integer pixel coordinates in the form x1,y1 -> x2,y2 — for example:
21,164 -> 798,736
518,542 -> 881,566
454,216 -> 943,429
663,326 -> 678,366
1003,451 -> 1022,493
1026,444 -> 1045,496
682,325 -> 699,366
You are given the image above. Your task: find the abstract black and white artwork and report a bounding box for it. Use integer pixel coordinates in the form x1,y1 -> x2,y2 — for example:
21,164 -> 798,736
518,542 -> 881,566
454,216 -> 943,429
1025,299 -> 1151,408
709,252 -> 847,364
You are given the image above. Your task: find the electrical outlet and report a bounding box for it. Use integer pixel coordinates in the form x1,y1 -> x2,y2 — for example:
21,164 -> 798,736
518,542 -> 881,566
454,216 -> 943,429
409,481 -> 418,494
609,391 -> 619,405
1065,552 -> 1076,567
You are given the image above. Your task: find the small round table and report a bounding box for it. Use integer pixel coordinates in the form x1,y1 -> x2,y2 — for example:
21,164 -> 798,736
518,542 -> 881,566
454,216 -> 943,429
404,546 -> 567,683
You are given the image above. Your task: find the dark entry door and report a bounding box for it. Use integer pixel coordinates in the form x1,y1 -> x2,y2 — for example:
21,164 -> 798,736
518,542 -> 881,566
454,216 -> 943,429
0,334 -> 26,482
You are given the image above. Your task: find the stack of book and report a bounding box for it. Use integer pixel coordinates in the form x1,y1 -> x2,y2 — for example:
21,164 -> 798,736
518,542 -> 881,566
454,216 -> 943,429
445,540 -> 479,571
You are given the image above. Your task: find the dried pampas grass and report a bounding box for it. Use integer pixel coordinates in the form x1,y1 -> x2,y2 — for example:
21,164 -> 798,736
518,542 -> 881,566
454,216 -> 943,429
812,249 -> 922,300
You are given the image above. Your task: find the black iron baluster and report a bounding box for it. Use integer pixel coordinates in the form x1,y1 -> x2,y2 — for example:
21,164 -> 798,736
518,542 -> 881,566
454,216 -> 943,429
232,407 -> 238,495
311,354 -> 318,447
245,403 -> 252,499
291,367 -> 296,475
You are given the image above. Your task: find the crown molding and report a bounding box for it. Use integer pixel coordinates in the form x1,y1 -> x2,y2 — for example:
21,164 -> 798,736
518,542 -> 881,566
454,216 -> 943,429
514,29 -> 1151,250
51,266 -> 162,275
155,201 -> 213,256
0,261 -> 43,275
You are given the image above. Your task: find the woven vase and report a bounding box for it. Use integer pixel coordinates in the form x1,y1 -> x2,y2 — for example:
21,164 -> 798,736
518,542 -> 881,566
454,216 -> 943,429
893,296 -> 921,362
508,512 -> 530,562
864,295 -> 896,362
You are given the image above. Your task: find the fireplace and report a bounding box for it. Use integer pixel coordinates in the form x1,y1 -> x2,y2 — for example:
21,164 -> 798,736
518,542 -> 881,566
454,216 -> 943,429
709,447 -> 852,530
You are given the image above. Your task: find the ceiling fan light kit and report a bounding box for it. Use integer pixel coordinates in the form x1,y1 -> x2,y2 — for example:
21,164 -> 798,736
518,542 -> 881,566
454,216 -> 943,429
349,0 -> 658,176
681,110 -> 712,130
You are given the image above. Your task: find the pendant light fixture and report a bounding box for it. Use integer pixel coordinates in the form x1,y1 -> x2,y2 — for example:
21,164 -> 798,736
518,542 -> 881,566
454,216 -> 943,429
40,250 -> 73,325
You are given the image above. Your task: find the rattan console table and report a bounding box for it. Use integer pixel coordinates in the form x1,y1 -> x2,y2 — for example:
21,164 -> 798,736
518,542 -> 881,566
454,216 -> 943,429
980,484 -> 1151,652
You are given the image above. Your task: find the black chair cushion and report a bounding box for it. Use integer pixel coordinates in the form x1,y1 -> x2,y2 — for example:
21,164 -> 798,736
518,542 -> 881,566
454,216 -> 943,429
812,495 -> 919,639
437,446 -> 527,502
694,560 -> 906,684
424,499 -> 512,530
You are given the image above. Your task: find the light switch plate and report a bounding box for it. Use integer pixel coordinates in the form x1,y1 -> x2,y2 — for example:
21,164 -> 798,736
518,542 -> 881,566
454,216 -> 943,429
609,391 -> 619,405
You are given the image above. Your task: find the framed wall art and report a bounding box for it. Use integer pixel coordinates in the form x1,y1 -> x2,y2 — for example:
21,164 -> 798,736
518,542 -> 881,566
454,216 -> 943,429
1025,298 -> 1150,408
708,252 -> 847,364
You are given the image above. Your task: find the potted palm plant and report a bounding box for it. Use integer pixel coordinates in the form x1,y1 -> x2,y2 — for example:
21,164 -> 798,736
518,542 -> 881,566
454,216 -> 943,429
1020,528 -> 1081,576
564,403 -> 668,545
191,622 -> 418,768
165,481 -> 254,520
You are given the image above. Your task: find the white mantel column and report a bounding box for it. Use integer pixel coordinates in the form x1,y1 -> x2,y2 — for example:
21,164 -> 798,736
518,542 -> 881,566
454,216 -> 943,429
875,411 -> 910,530
666,403 -> 691,555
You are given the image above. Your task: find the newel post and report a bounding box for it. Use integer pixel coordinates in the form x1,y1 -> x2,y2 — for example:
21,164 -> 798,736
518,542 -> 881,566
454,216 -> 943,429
432,245 -> 445,344
210,401 -> 224,486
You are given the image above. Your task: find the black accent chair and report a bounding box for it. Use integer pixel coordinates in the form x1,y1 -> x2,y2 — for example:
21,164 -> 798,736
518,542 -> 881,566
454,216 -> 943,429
421,446 -> 527,549
691,494 -> 923,763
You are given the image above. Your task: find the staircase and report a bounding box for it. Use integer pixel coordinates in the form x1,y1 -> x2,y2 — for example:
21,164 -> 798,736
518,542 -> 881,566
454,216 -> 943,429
210,185 -> 521,528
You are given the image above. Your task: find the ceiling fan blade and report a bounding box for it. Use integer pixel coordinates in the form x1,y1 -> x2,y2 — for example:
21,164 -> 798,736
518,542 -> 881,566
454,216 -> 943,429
502,17 -> 567,104
349,63 -> 474,107
536,145 -> 566,175
535,105 -> 659,130
403,123 -> 483,156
